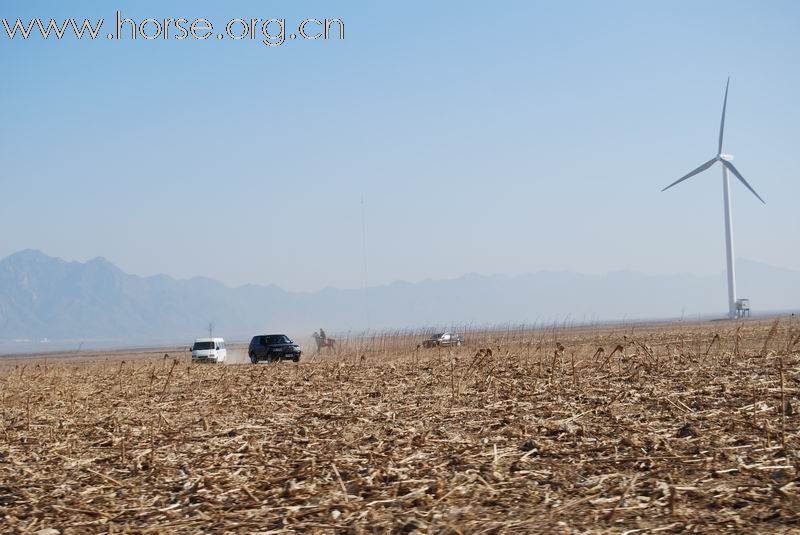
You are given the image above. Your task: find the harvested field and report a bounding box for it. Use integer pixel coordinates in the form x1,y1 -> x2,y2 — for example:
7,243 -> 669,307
2,318 -> 800,533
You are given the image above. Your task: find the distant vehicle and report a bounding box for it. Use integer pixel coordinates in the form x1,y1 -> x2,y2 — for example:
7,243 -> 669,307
191,337 -> 227,363
422,332 -> 464,348
249,334 -> 302,363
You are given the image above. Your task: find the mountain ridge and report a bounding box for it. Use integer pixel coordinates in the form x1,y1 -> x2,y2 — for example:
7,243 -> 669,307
0,249 -> 798,345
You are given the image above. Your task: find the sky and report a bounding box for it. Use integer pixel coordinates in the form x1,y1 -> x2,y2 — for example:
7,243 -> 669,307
1,0 -> 798,292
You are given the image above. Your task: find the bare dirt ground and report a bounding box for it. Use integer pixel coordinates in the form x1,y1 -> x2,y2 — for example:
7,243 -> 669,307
1,318 -> 800,533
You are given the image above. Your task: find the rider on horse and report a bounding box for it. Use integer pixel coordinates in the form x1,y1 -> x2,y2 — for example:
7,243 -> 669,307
313,328 -> 335,353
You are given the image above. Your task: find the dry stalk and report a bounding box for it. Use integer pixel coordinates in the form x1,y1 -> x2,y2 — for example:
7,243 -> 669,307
761,319 -> 780,357
704,333 -> 720,356
331,463 -> 349,503
780,355 -> 786,450
159,358 -> 179,401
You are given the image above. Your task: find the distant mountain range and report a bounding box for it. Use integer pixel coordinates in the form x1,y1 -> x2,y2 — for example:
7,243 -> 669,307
0,249 -> 798,349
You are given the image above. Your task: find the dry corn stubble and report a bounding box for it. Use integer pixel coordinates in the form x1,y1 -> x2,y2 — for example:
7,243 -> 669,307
0,319 -> 799,533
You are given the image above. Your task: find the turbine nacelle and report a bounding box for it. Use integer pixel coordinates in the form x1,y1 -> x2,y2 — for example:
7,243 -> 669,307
719,154 -> 734,162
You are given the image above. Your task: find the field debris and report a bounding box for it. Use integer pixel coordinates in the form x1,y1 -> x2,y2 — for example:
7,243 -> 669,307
1,319 -> 800,532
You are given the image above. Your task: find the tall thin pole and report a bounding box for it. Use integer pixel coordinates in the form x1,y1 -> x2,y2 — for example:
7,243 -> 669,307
360,196 -> 369,330
722,164 -> 737,319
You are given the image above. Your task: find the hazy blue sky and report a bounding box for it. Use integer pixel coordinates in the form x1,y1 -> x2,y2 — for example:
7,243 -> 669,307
1,1 -> 798,292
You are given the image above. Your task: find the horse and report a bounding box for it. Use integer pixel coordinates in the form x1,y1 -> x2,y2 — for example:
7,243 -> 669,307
312,332 -> 336,353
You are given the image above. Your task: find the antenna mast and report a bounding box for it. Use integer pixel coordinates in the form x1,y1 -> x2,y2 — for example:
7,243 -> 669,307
361,196 -> 369,330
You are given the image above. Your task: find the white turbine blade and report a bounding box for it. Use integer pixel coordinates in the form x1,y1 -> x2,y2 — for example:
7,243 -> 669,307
661,157 -> 718,192
722,160 -> 765,204
718,77 -> 730,155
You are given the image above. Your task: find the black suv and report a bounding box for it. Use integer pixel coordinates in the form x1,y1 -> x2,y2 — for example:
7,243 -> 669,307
249,334 -> 302,363
422,332 -> 464,348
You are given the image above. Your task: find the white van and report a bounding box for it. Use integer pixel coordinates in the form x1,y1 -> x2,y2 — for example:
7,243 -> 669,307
191,337 -> 227,363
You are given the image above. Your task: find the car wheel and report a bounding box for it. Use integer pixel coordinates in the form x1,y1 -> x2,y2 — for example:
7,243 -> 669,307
249,352 -> 257,364
293,355 -> 300,363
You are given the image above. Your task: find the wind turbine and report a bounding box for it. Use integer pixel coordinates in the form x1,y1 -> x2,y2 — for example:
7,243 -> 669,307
662,78 -> 765,320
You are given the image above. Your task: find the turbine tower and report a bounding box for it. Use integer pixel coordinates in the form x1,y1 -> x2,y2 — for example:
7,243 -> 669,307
662,78 -> 765,320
